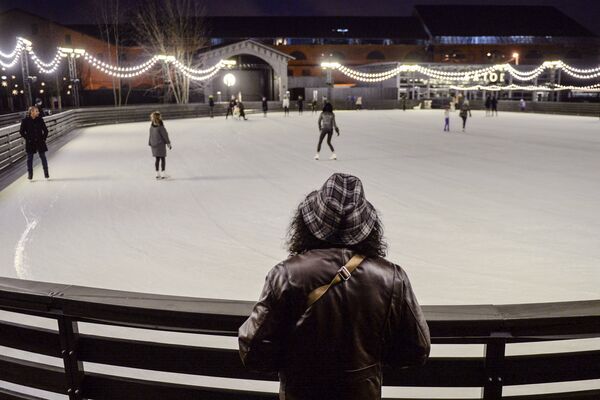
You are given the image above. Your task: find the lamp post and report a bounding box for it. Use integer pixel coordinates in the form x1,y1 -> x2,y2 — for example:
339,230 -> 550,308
59,47 -> 84,108
19,38 -> 33,108
512,52 -> 520,66
320,60 -> 339,105
223,72 -> 236,102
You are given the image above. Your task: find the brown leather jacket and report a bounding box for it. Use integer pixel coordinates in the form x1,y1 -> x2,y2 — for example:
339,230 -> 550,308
239,248 -> 431,400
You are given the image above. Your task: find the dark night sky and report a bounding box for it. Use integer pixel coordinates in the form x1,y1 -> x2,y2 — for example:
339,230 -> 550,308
0,0 -> 599,35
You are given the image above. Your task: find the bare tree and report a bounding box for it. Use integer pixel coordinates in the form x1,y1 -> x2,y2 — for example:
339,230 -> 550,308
95,0 -> 125,106
133,0 -> 209,104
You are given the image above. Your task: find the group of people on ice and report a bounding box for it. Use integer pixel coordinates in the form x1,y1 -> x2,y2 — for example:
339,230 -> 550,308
443,99 -> 472,133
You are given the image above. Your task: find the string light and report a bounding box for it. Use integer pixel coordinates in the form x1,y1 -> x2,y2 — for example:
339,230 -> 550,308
29,49 -> 63,74
449,83 -> 600,92
0,37 -> 25,59
326,60 -> 600,84
83,52 -> 160,73
4,36 -> 600,90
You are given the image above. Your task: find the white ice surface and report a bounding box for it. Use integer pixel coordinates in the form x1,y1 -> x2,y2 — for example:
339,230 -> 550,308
0,110 -> 599,305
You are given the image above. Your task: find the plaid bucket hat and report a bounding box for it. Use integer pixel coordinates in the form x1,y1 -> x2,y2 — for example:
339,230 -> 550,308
301,173 -> 378,245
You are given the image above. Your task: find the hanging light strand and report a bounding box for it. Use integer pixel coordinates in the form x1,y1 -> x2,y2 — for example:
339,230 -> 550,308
29,49 -> 64,74
170,62 -> 223,81
83,52 -> 160,72
0,38 -> 25,59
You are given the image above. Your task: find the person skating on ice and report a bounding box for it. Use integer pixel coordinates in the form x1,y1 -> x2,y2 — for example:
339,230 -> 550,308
208,95 -> 215,118
484,95 -> 491,117
491,95 -> 498,116
297,96 -> 304,115
225,96 -> 236,119
459,100 -> 471,132
20,106 -> 50,181
443,105 -> 450,132
283,93 -> 290,116
148,111 -> 172,179
311,98 -> 317,114
262,96 -> 268,117
314,102 -> 340,160
238,100 -> 248,120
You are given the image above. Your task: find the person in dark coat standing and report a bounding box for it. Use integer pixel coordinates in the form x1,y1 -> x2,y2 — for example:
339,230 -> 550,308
491,96 -> 498,116
484,95 -> 491,117
237,101 -> 248,121
239,173 -> 431,400
262,96 -> 268,117
208,95 -> 215,118
297,96 -> 304,115
20,106 -> 49,180
459,100 -> 472,132
148,111 -> 172,179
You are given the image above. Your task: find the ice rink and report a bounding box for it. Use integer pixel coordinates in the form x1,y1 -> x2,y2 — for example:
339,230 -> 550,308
0,109 -> 599,305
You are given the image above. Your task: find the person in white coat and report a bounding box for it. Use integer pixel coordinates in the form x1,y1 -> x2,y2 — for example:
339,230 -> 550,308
283,94 -> 290,116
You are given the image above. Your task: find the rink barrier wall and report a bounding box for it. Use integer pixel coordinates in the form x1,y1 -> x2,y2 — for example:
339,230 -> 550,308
0,277 -> 598,400
0,102 -> 280,173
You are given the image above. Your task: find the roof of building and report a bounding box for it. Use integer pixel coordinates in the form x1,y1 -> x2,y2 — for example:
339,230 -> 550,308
202,16 -> 428,40
414,5 -> 596,38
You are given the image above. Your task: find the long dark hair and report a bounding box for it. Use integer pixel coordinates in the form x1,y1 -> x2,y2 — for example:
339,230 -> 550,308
286,203 -> 388,258
322,102 -> 333,113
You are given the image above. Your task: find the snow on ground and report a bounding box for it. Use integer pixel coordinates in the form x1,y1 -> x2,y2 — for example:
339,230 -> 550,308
0,109 -> 599,305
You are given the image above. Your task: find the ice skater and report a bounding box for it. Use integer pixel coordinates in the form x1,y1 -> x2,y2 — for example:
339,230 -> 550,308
443,105 -> 450,132
237,100 -> 248,120
148,111 -> 172,179
491,96 -> 498,116
459,100 -> 471,132
355,96 -> 363,110
225,96 -> 236,119
314,102 -> 340,160
484,95 -> 491,116
311,98 -> 318,114
20,106 -> 49,180
297,96 -> 304,115
283,94 -> 290,116
520,98 -> 526,112
208,95 -> 215,118
262,96 -> 268,117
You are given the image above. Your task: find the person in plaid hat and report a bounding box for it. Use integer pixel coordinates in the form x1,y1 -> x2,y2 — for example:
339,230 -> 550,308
239,173 -> 430,400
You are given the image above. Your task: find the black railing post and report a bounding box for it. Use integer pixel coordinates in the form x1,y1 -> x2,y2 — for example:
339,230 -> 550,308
57,316 -> 84,400
483,333 -> 508,400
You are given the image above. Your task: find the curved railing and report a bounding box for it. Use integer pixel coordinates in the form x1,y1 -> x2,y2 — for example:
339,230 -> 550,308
0,276 -> 598,400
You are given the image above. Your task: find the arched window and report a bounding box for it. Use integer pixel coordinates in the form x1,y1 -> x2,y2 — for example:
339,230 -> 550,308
366,51 -> 385,60
290,51 -> 307,60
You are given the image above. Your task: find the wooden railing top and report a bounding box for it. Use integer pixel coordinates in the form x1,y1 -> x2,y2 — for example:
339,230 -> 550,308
1,276 -> 598,340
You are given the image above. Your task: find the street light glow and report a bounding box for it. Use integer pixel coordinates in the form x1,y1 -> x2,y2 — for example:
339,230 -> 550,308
223,73 -> 236,87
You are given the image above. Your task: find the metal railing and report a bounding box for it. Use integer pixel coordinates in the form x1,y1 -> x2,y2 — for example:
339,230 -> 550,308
0,276 -> 598,400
